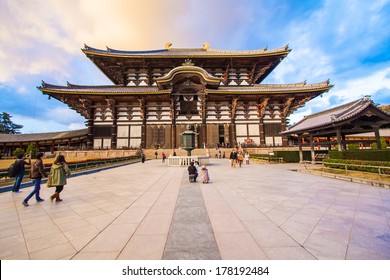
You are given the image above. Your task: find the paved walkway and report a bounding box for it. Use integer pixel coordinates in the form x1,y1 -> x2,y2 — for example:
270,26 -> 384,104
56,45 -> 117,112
1,159 -> 390,260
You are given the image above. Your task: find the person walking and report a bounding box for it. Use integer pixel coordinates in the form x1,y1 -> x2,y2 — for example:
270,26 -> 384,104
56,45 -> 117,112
229,149 -> 237,168
48,155 -> 71,203
154,151 -> 158,159
12,152 -> 30,193
141,153 -> 146,163
162,152 -> 166,163
22,152 -> 47,207
237,151 -> 244,167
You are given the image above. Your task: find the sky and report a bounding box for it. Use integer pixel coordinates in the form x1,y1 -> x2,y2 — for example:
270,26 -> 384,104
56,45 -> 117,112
0,0 -> 390,133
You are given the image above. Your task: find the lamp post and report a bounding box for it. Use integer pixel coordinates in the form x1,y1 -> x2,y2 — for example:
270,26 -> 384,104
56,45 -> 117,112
181,125 -> 197,156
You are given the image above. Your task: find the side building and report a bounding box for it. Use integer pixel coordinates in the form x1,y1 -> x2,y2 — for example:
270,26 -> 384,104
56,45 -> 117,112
37,43 -> 332,150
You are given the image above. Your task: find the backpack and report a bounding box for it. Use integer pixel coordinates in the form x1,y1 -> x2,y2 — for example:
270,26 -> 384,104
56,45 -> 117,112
8,160 -> 22,177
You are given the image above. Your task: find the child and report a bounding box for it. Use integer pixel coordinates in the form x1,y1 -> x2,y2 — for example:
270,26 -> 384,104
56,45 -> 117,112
200,165 -> 210,184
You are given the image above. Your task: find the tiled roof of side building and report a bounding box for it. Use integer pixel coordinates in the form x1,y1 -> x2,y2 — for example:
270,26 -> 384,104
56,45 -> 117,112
281,97 -> 390,135
0,128 -> 88,143
82,44 -> 290,57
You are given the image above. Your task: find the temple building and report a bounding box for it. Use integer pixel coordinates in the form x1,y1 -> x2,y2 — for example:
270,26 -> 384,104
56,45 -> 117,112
38,43 -> 333,150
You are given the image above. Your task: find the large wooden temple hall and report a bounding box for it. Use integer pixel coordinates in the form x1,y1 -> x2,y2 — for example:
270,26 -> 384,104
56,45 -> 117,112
38,43 -> 333,150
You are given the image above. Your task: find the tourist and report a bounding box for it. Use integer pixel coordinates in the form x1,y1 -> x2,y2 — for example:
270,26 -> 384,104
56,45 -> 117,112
173,151 -> 177,156
141,153 -> 145,163
245,152 -> 250,165
237,152 -> 244,167
194,161 -> 200,174
48,155 -> 71,203
12,152 -> 31,193
200,165 -> 210,184
22,152 -> 47,207
154,151 -> 158,159
162,152 -> 166,163
222,151 -> 226,159
229,149 -> 237,168
187,162 -> 198,183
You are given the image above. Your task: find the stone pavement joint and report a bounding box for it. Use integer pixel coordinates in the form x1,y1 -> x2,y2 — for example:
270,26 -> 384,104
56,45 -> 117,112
1,159 -> 390,260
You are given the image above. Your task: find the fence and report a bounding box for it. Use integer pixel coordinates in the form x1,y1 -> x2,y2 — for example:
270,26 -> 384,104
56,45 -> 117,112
322,161 -> 390,177
0,156 -> 139,185
168,156 -> 210,167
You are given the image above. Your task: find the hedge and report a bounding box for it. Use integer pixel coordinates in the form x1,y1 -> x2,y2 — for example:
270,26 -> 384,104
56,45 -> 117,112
329,150 -> 390,162
323,158 -> 390,174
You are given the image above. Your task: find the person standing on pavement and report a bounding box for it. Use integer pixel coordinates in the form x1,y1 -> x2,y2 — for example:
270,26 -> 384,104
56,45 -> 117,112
22,152 -> 47,207
229,149 -> 237,168
245,152 -> 250,165
48,155 -> 71,203
12,152 -> 31,193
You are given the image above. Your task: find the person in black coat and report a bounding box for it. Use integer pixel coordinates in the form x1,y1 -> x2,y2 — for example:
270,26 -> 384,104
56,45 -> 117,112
187,162 -> 198,183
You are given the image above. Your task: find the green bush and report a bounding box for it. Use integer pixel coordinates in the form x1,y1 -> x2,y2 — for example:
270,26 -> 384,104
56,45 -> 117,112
329,150 -> 390,162
323,158 -> 390,174
272,151 -> 310,162
12,148 -> 25,157
372,137 -> 388,150
26,144 -> 38,158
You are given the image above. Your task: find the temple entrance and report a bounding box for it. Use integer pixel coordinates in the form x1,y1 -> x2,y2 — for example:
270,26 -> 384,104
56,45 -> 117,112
218,125 -> 225,146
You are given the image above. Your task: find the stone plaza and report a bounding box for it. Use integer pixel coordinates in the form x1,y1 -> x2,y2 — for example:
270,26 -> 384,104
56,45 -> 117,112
1,158 -> 390,260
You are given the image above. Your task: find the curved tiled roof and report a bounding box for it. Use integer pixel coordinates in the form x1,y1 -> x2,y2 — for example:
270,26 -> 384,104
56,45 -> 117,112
39,81 -> 331,96
0,129 -> 88,143
281,97 -> 390,135
83,44 -> 290,58
39,82 -> 172,95
206,81 -> 332,94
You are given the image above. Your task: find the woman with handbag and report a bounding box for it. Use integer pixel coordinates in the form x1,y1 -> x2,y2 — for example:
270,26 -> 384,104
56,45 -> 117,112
48,155 -> 71,203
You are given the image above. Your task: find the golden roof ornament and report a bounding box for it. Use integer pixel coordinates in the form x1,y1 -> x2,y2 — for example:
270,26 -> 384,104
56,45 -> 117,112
165,42 -> 172,49
202,42 -> 210,50
182,59 -> 195,66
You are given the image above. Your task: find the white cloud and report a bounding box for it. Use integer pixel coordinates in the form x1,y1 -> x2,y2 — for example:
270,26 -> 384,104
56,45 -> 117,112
288,65 -> 390,125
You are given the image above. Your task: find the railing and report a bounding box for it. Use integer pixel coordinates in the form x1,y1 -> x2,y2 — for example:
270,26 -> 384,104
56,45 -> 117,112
0,156 -> 139,185
322,161 -> 390,177
168,156 -> 210,167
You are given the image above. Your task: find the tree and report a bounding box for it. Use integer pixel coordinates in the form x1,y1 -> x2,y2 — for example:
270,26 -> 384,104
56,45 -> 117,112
0,112 -> 23,134
26,144 -> 38,159
372,137 -> 388,150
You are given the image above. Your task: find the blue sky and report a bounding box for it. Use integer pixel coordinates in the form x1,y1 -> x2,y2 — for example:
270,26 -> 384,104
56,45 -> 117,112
0,0 -> 390,133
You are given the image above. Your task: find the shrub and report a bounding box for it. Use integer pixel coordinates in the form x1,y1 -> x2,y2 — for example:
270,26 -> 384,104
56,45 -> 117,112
323,158 -> 390,174
12,148 -> 25,157
329,150 -> 390,162
26,144 -> 38,158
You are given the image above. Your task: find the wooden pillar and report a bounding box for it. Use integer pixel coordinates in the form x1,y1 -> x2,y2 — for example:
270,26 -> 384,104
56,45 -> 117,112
342,134 -> 347,151
259,118 -> 265,147
110,101 -> 117,149
229,98 -> 238,148
298,134 -> 303,163
169,97 -> 176,150
281,117 -> 288,146
139,99 -> 147,149
336,128 -> 343,151
310,134 -> 315,164
86,108 -> 94,150
374,127 -> 382,149
201,95 -> 207,148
